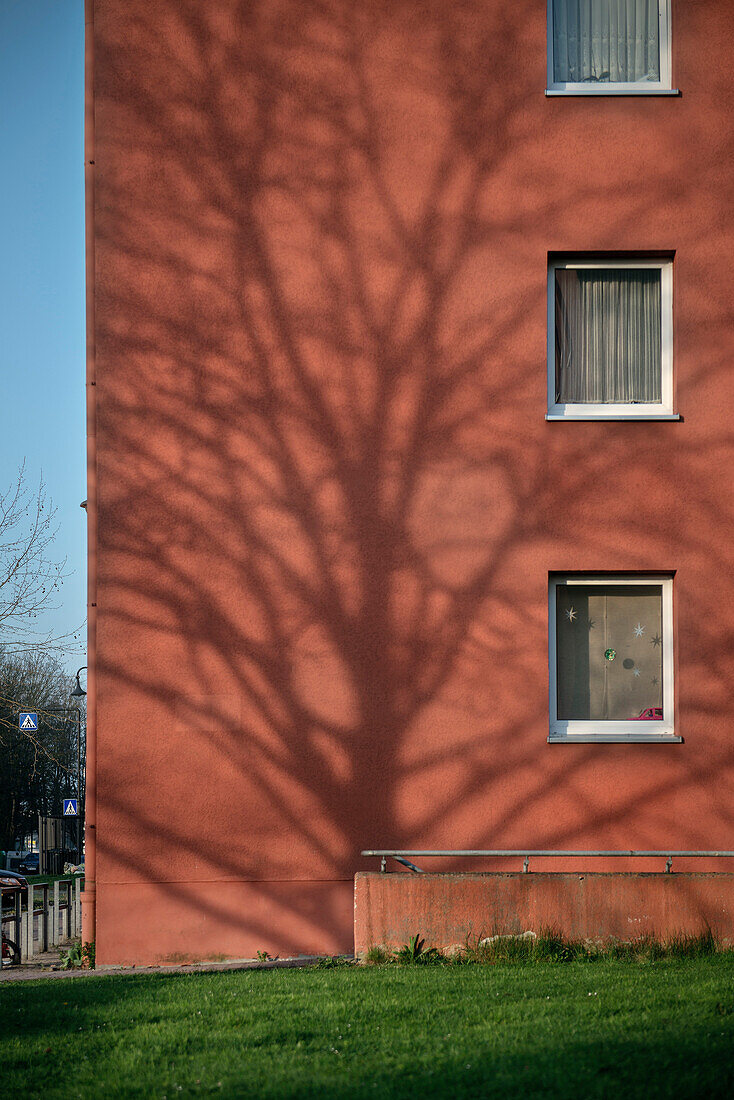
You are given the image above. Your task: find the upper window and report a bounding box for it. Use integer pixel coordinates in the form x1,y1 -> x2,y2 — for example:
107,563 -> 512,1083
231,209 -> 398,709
548,258 -> 673,419
549,575 -> 677,742
547,0 -> 672,94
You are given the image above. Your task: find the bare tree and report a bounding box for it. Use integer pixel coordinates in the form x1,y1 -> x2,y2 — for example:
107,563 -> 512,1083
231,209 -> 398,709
0,468 -> 84,852
0,463 -> 67,646
0,648 -> 84,853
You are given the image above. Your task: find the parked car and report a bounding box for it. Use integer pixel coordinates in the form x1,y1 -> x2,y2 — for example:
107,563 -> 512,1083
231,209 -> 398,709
16,853 -> 39,875
0,868 -> 28,892
1,869 -> 27,968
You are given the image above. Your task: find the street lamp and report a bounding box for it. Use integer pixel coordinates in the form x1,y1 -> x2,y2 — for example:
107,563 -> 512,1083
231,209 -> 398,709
70,666 -> 87,698
70,708 -> 82,865
45,705 -> 83,865
67,667 -> 87,863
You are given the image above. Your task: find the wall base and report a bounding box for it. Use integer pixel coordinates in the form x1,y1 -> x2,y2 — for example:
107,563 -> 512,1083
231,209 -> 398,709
95,880 -> 353,967
354,872 -> 734,953
80,886 -> 96,946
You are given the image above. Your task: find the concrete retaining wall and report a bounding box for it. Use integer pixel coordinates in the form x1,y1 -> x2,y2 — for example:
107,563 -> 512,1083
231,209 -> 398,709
354,872 -> 734,953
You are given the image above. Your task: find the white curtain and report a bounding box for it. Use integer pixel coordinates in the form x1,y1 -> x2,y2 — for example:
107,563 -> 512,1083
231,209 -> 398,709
553,0 -> 660,84
555,268 -> 661,404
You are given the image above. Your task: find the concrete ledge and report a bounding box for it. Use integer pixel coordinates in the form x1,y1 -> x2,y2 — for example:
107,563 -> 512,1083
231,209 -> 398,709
354,872 -> 734,953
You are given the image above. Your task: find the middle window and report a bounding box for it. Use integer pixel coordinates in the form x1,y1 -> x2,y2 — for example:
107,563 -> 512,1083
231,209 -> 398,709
548,257 -> 673,419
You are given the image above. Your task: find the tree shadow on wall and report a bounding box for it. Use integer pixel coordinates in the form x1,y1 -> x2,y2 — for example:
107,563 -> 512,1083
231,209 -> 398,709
92,0 -> 734,956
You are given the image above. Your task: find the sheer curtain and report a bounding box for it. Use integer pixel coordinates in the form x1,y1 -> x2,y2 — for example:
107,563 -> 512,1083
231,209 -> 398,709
556,585 -> 663,721
555,268 -> 662,404
553,0 -> 660,84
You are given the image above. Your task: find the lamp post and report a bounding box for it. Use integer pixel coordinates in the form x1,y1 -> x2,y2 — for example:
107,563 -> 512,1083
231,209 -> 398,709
45,704 -> 83,865
69,667 -> 87,864
70,667 -> 87,700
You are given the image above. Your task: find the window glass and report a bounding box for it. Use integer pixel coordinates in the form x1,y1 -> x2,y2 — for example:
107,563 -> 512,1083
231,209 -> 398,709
555,268 -> 662,405
556,583 -> 663,722
552,0 -> 661,85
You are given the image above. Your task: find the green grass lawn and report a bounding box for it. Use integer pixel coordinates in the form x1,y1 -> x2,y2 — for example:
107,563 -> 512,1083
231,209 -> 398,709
25,874 -> 83,886
2,959 -> 733,1098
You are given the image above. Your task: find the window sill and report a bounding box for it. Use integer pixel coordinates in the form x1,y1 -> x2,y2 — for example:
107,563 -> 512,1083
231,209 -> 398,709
546,413 -> 680,421
548,733 -> 683,744
546,88 -> 680,97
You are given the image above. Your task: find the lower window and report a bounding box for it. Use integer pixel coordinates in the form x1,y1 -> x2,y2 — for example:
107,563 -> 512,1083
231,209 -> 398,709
549,575 -> 677,741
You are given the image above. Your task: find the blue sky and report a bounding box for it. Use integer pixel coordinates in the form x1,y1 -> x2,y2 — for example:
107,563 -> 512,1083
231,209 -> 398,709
0,1 -> 86,671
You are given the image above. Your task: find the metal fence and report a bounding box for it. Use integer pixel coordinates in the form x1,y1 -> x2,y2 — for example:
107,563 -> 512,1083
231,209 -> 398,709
2,877 -> 82,964
362,850 -> 734,874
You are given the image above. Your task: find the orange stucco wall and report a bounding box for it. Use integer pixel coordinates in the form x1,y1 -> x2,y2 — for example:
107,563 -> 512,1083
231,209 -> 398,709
88,0 -> 734,965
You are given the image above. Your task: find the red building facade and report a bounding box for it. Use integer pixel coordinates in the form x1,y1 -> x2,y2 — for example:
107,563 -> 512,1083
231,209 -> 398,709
85,0 -> 734,965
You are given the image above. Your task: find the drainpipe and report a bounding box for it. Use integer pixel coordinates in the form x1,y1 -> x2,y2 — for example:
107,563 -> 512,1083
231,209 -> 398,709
81,0 -> 97,949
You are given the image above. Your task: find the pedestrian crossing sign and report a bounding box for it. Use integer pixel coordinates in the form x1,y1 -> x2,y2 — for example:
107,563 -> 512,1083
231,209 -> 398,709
19,712 -> 38,731
63,799 -> 78,817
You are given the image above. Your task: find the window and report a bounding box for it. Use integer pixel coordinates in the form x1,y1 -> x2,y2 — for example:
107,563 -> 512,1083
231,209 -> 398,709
547,258 -> 674,419
549,575 -> 677,742
547,0 -> 673,94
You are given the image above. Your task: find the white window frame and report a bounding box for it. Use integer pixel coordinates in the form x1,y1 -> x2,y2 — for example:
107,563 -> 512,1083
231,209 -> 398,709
546,0 -> 675,96
549,575 -> 678,743
547,257 -> 675,420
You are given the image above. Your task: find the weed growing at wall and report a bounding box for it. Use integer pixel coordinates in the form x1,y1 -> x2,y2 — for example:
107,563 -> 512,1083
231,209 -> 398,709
367,928 -> 727,965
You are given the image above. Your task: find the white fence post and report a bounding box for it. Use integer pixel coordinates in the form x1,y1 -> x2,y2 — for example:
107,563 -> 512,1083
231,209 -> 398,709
73,879 -> 80,938
22,884 -> 34,961
52,880 -> 60,947
66,880 -> 72,939
40,884 -> 48,953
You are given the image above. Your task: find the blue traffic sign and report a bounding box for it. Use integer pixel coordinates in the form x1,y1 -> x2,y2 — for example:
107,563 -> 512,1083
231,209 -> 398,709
63,799 -> 78,817
19,712 -> 38,731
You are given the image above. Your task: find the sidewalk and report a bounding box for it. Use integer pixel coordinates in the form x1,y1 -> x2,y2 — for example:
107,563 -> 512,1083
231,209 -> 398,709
1,947 -> 344,982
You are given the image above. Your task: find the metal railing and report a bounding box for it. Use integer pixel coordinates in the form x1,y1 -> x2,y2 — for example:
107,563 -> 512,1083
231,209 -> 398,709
361,850 -> 734,874
1,876 -> 82,966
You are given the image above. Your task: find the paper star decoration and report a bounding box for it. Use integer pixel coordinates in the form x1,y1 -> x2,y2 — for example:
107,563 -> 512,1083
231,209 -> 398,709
633,623 -> 645,638
565,607 -> 577,622
632,668 -> 641,677
587,619 -> 595,631
651,634 -> 662,647
651,677 -> 659,686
